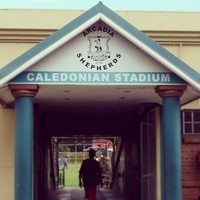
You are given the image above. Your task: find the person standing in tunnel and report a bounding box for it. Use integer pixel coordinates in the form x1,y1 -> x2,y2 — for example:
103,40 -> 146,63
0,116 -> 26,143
79,148 -> 103,200
63,156 -> 68,169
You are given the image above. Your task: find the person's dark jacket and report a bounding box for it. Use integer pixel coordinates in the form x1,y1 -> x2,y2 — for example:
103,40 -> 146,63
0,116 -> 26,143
79,158 -> 102,187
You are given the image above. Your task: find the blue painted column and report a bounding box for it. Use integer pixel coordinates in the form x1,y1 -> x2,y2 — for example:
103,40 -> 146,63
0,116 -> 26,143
155,85 -> 187,200
9,84 -> 39,200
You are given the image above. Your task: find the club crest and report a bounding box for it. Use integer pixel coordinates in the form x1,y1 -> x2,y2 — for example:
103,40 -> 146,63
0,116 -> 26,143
87,35 -> 111,62
77,24 -> 122,71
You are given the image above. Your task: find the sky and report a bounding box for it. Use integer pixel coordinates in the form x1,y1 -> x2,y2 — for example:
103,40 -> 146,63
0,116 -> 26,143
1,0 -> 200,11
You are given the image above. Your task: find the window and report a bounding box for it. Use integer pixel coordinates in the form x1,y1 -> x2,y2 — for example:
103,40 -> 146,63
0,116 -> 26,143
182,110 -> 200,135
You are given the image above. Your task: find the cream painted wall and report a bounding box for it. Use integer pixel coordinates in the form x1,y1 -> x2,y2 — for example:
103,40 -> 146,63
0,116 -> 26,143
162,44 -> 200,73
1,9 -> 200,31
0,10 -> 84,29
0,43 -> 36,67
182,45 -> 200,73
0,106 -> 15,200
182,98 -> 200,110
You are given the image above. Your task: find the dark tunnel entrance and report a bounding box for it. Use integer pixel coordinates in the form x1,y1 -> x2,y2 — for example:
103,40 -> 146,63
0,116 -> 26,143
51,136 -> 118,189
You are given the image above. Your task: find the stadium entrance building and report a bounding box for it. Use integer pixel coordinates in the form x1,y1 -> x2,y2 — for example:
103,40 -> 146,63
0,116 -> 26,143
0,2 -> 200,200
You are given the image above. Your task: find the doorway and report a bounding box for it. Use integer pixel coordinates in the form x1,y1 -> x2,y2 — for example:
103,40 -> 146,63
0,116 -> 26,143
51,136 -> 116,188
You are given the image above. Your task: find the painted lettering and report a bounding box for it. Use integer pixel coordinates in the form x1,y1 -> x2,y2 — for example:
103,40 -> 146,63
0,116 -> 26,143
114,73 -> 171,83
96,66 -> 101,70
52,73 -> 59,81
27,73 -> 34,81
77,53 -> 82,58
79,73 -> 87,81
85,62 -> 90,68
82,25 -> 115,37
60,73 -> 68,81
35,73 -> 43,81
69,73 -> 77,81
80,58 -> 86,64
116,53 -> 121,58
14,72 -> 181,84
103,65 -> 108,70
108,62 -> 113,68
162,74 -> 170,82
78,53 -> 121,71
113,58 -> 118,64
138,74 -> 146,81
114,73 -> 121,82
44,73 -> 51,81
130,74 -> 138,82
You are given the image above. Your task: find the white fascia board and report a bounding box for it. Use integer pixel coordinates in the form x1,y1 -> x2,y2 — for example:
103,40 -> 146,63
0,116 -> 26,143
100,14 -> 200,92
0,14 -> 102,86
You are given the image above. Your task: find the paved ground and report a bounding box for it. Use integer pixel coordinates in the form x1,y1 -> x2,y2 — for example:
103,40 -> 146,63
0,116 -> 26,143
48,187 -> 127,200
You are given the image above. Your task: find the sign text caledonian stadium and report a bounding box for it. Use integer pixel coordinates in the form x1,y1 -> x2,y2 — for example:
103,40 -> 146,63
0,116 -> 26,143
10,71 -> 185,84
